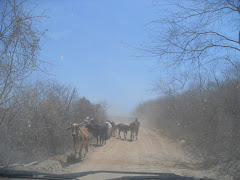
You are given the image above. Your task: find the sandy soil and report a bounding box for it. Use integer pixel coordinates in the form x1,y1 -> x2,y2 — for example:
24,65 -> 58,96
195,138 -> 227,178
11,127 -> 232,179
59,127 -> 221,179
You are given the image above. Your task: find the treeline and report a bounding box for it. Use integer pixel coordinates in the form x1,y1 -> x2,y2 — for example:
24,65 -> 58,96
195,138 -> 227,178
0,0 -> 107,165
0,80 -> 107,165
134,67 -> 240,165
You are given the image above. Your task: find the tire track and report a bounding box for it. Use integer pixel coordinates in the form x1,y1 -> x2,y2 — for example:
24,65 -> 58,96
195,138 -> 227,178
63,127 -> 218,179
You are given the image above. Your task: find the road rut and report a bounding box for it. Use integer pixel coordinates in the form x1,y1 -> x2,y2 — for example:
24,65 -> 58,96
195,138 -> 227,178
63,127 -> 218,179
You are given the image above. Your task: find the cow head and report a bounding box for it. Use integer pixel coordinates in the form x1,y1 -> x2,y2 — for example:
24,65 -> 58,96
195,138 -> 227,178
85,123 -> 92,131
67,122 -> 81,138
134,118 -> 140,126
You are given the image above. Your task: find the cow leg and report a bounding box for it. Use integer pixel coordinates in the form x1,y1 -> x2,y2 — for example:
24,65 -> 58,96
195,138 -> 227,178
74,142 -> 79,159
113,129 -> 115,137
75,150 -> 78,159
84,144 -> 88,158
84,148 -> 87,158
97,135 -> 100,146
136,129 -> 139,140
101,134 -> 104,145
105,133 -> 107,144
102,135 -> 104,144
100,134 -> 104,145
75,147 -> 80,159
119,130 -> 121,139
79,147 -> 82,160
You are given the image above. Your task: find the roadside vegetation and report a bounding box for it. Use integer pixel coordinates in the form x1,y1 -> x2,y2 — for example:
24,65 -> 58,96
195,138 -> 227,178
1,0 -> 240,178
135,0 -> 240,177
0,0 -> 106,165
135,65 -> 240,168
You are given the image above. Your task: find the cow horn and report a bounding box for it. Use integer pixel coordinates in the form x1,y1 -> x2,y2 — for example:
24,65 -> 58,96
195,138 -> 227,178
79,122 -> 84,126
66,122 -> 72,130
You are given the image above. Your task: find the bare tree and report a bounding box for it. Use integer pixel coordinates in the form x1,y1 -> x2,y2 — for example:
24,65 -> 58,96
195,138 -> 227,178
142,0 -> 240,79
0,0 -> 47,109
134,1 -> 240,174
0,0 -> 49,164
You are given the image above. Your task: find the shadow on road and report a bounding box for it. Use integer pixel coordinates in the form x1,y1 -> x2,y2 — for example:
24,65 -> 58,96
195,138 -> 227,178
91,144 -> 102,147
117,138 -> 134,142
0,169 -> 217,180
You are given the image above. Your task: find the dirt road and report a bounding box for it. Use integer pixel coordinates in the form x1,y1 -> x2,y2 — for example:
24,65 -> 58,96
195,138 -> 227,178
60,127 -> 219,179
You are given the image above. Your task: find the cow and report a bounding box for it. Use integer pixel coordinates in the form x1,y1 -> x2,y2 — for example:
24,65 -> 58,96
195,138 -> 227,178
100,123 -> 108,144
86,121 -> 108,145
105,121 -> 112,139
86,123 -> 101,146
117,123 -> 130,140
67,122 -> 90,159
130,118 -> 140,141
107,120 -> 117,137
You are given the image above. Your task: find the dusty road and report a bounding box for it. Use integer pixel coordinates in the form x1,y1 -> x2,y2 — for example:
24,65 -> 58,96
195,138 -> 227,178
61,127 -> 219,179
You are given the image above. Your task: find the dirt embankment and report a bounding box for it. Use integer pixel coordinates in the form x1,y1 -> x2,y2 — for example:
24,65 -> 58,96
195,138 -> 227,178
9,127 -> 235,179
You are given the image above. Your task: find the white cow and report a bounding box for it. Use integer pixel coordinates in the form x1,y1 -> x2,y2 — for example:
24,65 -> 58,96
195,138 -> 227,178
105,121 -> 112,139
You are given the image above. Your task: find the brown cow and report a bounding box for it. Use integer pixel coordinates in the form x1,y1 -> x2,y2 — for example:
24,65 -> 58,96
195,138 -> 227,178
130,118 -> 140,141
67,122 -> 90,159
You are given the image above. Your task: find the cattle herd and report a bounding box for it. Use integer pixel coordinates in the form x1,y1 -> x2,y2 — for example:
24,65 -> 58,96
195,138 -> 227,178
67,117 -> 140,160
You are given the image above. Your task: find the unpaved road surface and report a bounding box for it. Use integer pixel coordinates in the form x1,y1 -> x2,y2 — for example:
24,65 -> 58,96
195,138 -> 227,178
59,127 -> 220,179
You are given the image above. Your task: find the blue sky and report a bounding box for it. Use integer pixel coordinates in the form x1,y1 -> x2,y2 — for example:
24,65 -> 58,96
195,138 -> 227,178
37,0 -> 162,115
